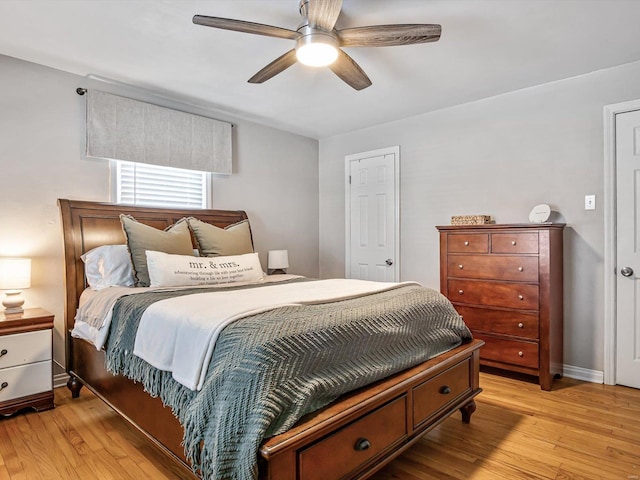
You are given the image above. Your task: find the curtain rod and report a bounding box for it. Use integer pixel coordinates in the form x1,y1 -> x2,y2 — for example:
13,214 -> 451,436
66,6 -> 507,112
76,88 -> 87,95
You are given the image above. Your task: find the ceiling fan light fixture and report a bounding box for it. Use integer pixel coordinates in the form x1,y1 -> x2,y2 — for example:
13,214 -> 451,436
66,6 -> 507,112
295,29 -> 339,67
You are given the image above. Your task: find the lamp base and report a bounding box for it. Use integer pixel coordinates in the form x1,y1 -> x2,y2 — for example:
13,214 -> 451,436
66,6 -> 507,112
2,290 -> 25,314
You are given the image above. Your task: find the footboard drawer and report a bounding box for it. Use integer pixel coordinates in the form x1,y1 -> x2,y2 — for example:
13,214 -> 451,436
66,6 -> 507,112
298,396 -> 407,480
412,358 -> 471,428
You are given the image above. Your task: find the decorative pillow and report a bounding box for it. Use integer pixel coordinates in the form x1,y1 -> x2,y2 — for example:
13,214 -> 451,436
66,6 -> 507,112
187,218 -> 254,257
146,251 -> 264,287
120,215 -> 194,287
81,244 -> 135,290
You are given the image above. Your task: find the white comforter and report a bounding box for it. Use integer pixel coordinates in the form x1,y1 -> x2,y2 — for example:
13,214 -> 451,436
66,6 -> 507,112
74,277 -> 418,391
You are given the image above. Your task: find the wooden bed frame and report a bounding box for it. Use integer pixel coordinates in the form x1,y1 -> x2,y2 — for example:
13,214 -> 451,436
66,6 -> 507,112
59,198 -> 483,480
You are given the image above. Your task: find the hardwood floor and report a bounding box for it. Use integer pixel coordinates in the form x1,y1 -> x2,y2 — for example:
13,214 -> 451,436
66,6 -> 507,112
0,372 -> 638,479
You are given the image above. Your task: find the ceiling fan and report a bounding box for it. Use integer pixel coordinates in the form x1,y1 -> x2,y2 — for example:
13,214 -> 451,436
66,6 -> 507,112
193,0 -> 441,91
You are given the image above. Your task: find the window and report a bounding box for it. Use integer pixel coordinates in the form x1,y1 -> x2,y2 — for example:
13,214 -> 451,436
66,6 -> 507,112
112,160 -> 211,208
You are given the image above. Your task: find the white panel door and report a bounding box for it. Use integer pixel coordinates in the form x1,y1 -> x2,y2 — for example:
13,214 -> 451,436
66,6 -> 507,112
347,150 -> 397,282
616,108 -> 640,389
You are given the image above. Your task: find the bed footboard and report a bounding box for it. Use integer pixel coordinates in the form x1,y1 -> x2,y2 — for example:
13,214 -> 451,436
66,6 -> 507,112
259,338 -> 483,480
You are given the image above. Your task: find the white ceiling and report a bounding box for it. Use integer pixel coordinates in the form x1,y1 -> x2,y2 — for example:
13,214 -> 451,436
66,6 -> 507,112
2,0 -> 640,139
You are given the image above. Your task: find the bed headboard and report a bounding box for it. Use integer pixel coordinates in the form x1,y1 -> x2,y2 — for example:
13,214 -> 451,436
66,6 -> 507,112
58,199 -> 250,336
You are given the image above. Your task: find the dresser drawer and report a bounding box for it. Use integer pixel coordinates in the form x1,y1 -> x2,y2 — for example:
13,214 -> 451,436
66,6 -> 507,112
412,359 -> 471,428
474,334 -> 539,368
298,396 -> 407,480
0,361 -> 52,402
447,234 -> 489,253
448,279 -> 539,310
456,306 -> 539,339
0,330 -> 51,369
491,233 -> 539,254
448,255 -> 538,282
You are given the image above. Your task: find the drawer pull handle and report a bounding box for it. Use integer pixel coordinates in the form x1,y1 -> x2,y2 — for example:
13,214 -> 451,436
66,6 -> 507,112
458,264 -> 463,269
518,267 -> 523,272
512,241 -> 517,246
518,351 -> 524,357
0,349 -> 7,358
518,294 -> 524,300
354,438 -> 371,451
0,382 -> 7,392
518,322 -> 524,328
439,386 -> 451,395
458,289 -> 464,295
464,241 -> 469,246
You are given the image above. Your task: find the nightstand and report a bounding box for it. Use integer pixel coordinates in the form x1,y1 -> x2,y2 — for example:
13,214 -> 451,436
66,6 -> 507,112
0,308 -> 54,416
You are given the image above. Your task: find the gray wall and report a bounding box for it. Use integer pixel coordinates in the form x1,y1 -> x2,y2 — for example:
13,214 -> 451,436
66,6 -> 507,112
319,60 -> 640,374
0,54 -> 319,373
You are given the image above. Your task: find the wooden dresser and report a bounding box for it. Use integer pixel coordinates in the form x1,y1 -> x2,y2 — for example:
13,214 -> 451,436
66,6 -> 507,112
436,224 -> 564,390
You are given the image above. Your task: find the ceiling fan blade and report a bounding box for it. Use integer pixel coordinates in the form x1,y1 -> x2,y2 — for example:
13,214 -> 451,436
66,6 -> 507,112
329,49 -> 372,91
307,0 -> 343,31
193,15 -> 299,40
248,49 -> 298,84
338,24 -> 441,47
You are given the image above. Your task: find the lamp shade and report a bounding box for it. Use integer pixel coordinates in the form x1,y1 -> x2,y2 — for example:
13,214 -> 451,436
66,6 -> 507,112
268,250 -> 289,270
0,258 -> 31,290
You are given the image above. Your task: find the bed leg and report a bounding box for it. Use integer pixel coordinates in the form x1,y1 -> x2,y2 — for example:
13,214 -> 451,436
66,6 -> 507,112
460,400 -> 476,424
67,375 -> 83,398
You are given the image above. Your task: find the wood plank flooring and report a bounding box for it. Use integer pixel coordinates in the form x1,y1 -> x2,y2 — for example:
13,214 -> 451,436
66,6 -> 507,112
0,372 -> 638,479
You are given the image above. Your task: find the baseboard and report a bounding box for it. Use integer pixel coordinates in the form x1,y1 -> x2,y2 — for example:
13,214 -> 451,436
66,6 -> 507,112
53,372 -> 70,389
562,364 -> 604,384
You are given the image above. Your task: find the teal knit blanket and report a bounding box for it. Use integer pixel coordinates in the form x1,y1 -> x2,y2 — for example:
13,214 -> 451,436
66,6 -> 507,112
103,282 -> 471,480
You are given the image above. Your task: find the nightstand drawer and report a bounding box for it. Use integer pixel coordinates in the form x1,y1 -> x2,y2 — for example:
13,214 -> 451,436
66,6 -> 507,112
298,396 -> 407,480
0,361 -> 52,401
448,255 -> 539,282
0,330 -> 51,369
448,279 -> 539,310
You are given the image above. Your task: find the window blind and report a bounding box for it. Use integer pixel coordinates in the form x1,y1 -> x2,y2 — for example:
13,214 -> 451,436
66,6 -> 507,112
86,90 -> 232,174
116,160 -> 209,208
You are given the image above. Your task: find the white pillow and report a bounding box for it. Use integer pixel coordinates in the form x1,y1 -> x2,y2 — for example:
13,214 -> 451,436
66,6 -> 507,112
146,251 -> 264,288
81,245 -> 135,290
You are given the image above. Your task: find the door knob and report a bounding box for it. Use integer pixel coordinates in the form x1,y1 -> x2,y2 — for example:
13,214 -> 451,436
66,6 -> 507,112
621,266 -> 634,277
385,258 -> 393,266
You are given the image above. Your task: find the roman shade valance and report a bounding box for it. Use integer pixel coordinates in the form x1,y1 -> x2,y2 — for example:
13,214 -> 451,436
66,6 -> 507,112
85,90 -> 232,174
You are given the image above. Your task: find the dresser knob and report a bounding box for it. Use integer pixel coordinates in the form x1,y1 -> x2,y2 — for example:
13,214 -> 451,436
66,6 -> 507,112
354,438 -> 371,451
458,264 -> 463,269
518,351 -> 524,357
512,240 -> 517,245
518,322 -> 524,328
518,294 -> 524,300
458,289 -> 464,295
0,382 -> 7,391
518,267 -> 523,272
464,241 -> 469,246
439,386 -> 451,395
0,349 -> 7,358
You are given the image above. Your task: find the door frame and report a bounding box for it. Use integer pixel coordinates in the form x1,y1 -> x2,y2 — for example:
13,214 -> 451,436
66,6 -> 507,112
344,146 -> 400,280
603,99 -> 640,385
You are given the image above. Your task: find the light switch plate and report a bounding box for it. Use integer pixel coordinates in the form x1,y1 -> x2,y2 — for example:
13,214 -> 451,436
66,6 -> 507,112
585,194 -> 596,210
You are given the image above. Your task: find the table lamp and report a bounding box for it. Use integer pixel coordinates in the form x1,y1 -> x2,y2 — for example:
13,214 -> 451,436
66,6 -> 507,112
0,258 -> 31,314
268,250 -> 289,275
